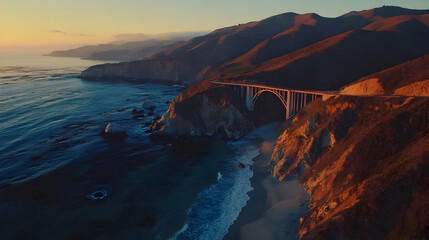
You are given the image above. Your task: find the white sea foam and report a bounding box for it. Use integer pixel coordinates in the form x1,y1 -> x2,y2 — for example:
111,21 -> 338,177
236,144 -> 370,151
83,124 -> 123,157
172,138 -> 260,240
217,172 -> 222,180
170,223 -> 189,240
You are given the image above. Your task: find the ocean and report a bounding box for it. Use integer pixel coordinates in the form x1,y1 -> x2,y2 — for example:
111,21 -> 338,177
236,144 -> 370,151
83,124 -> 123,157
0,53 -> 261,239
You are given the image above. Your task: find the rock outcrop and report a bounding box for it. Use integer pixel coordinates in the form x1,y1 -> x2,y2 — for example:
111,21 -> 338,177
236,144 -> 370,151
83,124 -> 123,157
152,81 -> 254,140
270,95 -> 429,239
341,54 -> 429,96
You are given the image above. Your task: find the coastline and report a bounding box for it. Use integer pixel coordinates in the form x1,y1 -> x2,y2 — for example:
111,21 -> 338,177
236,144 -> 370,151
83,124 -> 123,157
224,125 -> 310,240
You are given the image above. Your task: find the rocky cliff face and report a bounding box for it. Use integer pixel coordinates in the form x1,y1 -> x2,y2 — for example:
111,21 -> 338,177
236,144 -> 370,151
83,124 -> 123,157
152,81 -> 254,139
80,58 -> 200,84
270,96 -> 429,239
153,82 -> 428,238
147,48 -> 429,238
341,54 -> 429,96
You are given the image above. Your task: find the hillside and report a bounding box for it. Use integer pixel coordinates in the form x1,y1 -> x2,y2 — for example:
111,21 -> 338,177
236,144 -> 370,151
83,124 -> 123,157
362,13 -> 429,33
214,13 -> 429,90
217,13 -> 367,68
342,5 -> 429,20
81,12 -> 303,82
270,95 -> 428,239
341,54 -> 429,96
46,39 -> 184,61
80,6 -> 429,85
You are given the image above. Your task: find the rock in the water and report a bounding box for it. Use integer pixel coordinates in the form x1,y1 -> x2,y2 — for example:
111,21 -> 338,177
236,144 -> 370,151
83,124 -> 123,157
132,114 -> 145,119
88,189 -> 109,200
131,108 -> 145,114
237,162 -> 245,168
100,122 -> 128,141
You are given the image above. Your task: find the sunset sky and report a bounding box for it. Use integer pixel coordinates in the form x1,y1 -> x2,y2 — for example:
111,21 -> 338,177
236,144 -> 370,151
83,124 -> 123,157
1,0 -> 428,52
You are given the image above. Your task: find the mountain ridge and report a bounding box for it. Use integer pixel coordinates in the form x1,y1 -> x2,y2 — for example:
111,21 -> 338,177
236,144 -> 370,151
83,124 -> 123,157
80,6 -> 429,87
45,31 -> 207,61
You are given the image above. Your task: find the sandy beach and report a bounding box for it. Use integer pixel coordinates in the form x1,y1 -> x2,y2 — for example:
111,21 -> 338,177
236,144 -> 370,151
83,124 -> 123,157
223,124 -> 310,240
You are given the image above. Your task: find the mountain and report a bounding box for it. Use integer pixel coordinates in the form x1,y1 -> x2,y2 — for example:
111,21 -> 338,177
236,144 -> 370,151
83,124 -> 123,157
218,29 -> 429,90
211,12 -> 372,69
362,13 -> 429,33
342,5 -> 429,20
46,39 -> 184,61
45,32 -> 207,61
80,6 -> 429,85
147,6 -> 429,239
81,12 -> 304,82
213,13 -> 429,90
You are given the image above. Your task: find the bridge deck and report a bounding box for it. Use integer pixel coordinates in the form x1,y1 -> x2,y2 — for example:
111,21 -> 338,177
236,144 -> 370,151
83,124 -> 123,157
210,80 -> 339,96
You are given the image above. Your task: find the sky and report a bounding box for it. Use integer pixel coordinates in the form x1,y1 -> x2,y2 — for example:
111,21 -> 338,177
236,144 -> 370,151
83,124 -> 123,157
1,0 -> 428,52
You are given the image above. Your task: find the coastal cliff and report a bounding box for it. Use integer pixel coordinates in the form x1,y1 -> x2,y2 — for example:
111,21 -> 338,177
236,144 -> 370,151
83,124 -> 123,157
80,58 -> 198,83
270,96 -> 429,239
78,6 -> 429,239
154,85 -> 429,238
152,52 -> 429,239
152,80 -> 254,139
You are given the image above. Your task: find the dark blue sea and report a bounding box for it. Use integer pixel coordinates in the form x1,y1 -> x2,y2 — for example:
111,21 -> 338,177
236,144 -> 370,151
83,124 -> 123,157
0,53 -> 260,239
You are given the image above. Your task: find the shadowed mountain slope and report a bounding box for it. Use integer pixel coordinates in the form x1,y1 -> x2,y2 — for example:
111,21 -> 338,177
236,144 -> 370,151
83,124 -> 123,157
214,13 -> 429,90
81,12 -> 302,82
214,12 -> 376,70
46,39 -> 185,61
81,6 -> 429,86
217,12 -> 429,73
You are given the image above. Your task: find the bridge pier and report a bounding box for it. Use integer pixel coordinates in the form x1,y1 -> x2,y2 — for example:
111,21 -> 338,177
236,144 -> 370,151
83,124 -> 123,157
286,90 -> 291,119
245,86 -> 254,110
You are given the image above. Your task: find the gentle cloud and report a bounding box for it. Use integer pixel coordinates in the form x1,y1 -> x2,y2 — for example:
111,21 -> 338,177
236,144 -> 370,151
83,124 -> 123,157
49,30 -> 67,35
111,32 -> 208,43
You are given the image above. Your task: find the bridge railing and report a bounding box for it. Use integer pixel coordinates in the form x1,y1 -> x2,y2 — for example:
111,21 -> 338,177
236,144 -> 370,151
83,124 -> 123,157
210,79 -> 339,95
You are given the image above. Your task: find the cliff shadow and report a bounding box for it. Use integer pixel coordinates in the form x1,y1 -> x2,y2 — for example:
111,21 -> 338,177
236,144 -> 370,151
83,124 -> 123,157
253,91 -> 287,126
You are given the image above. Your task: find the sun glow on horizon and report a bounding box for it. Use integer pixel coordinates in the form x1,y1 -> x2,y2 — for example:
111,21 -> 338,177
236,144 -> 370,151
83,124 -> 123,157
1,0 -> 428,53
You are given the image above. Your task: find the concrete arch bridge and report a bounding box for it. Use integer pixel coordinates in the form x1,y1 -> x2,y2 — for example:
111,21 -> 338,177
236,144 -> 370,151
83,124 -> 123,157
211,80 -> 338,120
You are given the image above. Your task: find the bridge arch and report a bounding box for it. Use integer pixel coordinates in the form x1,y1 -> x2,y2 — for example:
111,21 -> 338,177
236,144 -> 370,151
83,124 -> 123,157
252,89 -> 287,110
252,89 -> 287,126
215,80 -> 331,121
